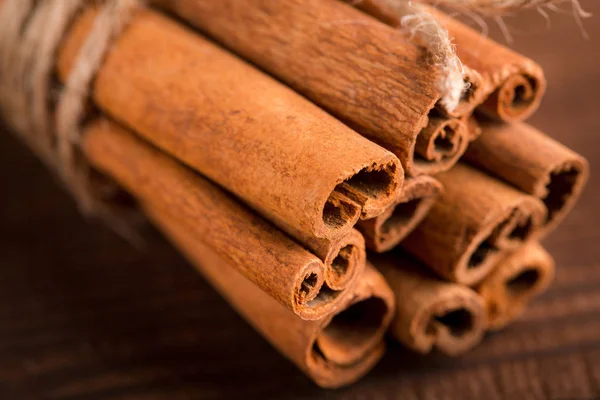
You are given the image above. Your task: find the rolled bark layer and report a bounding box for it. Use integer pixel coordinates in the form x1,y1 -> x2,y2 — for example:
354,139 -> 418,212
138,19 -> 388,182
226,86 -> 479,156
477,242 -> 555,330
465,121 -> 589,236
152,206 -> 395,388
82,118 -> 364,320
307,229 -> 367,291
152,0 -> 469,176
413,116 -> 470,175
358,176 -> 443,252
57,7 -> 402,245
371,252 -> 486,356
350,0 -> 545,122
403,163 -> 547,285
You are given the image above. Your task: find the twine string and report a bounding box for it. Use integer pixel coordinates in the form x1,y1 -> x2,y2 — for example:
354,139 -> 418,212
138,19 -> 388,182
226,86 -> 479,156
0,0 -> 143,240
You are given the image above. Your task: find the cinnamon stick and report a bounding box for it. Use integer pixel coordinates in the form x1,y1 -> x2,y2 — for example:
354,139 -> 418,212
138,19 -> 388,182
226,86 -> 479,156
82,117 -> 365,320
151,0 -> 471,176
371,252 -> 486,356
402,163 -> 547,285
150,206 -> 395,388
351,0 -> 546,122
413,116 -> 470,175
57,6 -> 402,246
477,242 -> 555,330
358,175 -> 443,252
464,121 -> 589,236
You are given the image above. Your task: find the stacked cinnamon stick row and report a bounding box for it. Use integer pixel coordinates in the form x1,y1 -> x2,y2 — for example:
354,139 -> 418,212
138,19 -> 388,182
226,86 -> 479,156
0,0 -> 588,389
347,0 -> 587,353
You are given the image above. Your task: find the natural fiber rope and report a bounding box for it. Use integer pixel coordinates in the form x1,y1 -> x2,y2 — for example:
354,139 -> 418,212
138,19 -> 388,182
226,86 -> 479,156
419,0 -> 590,17
0,0 -> 141,217
56,0 -> 142,213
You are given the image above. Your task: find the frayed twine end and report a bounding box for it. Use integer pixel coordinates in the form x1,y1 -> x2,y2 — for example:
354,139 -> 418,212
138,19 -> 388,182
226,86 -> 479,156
438,60 -> 468,112
398,2 -> 468,112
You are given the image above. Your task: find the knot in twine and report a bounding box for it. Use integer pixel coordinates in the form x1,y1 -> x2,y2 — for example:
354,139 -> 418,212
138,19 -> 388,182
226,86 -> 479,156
0,0 -> 143,237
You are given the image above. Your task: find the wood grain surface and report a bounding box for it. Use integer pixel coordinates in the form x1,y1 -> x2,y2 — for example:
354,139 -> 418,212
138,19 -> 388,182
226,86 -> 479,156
1,5 -> 599,399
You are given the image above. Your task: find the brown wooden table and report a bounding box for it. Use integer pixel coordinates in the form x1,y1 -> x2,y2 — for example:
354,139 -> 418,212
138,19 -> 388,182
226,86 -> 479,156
1,6 -> 599,400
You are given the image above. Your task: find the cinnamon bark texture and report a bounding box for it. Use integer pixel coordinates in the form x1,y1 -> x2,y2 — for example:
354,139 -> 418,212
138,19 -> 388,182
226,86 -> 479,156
57,7 -> 402,245
358,176 -> 443,252
466,116 -> 482,141
82,118 -> 365,320
151,206 -> 395,388
477,242 -> 555,330
402,163 -> 547,285
464,121 -> 589,236
151,0 -> 470,176
349,0 -> 546,122
371,252 -> 486,356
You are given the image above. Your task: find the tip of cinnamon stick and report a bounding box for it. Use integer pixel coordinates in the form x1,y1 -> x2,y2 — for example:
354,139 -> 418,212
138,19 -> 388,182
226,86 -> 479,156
326,156 -> 402,228
416,290 -> 486,356
538,156 -> 589,235
412,115 -> 469,176
314,296 -> 389,366
360,176 -> 443,252
480,73 -> 545,122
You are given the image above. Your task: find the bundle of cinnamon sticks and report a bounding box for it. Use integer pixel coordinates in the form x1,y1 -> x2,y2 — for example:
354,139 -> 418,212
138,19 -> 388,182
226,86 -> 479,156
0,0 -> 588,388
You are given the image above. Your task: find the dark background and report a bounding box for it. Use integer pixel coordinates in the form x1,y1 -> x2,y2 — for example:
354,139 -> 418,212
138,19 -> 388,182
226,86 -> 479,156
1,3 -> 599,399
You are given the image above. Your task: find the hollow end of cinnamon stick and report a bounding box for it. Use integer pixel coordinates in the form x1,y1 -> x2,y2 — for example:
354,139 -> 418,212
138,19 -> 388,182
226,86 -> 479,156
479,73 -> 545,122
414,292 -> 485,356
412,115 -> 469,176
314,296 -> 388,366
319,229 -> 366,291
293,262 -> 330,308
372,253 -> 486,356
307,264 -> 395,388
489,197 -> 547,250
452,222 -> 506,286
478,243 -> 555,330
321,191 -> 362,237
358,176 -> 443,252
537,157 -> 589,236
327,155 -> 403,225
